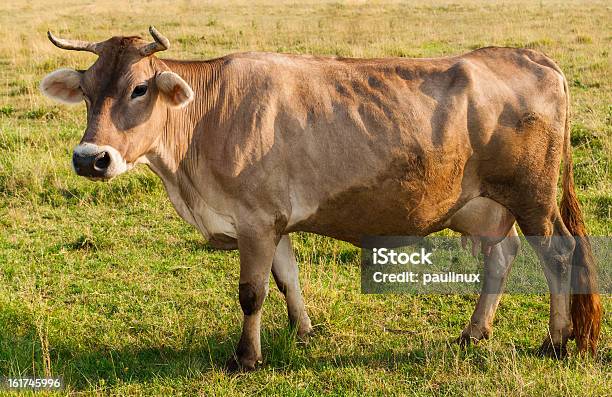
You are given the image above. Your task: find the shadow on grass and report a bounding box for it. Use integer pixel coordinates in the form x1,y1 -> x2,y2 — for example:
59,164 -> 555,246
56,339 -> 232,389
2,318 -> 610,391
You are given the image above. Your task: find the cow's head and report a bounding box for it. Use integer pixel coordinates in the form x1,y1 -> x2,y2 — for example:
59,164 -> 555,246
40,27 -> 194,180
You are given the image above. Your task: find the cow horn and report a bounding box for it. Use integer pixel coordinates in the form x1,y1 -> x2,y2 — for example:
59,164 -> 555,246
47,31 -> 101,54
140,26 -> 169,56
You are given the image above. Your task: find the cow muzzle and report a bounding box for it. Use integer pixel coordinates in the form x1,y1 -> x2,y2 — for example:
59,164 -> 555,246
72,143 -> 129,180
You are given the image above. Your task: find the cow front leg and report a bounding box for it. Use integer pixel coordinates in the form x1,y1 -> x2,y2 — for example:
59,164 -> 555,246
227,228 -> 278,371
272,235 -> 313,339
459,226 -> 520,345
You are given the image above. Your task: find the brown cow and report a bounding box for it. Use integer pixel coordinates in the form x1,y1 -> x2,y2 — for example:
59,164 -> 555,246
40,27 -> 601,369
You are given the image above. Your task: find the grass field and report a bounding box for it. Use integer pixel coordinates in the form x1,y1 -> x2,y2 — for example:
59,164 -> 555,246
0,0 -> 610,395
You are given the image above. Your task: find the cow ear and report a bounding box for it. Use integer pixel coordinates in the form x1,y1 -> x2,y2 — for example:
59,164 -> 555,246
40,68 -> 84,104
156,71 -> 194,108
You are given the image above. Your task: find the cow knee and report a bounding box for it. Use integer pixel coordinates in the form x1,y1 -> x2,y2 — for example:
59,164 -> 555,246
507,234 -> 521,256
274,278 -> 288,296
239,282 -> 267,315
544,236 -> 575,273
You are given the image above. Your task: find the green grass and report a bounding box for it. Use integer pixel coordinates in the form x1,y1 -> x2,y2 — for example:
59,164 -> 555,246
0,0 -> 610,395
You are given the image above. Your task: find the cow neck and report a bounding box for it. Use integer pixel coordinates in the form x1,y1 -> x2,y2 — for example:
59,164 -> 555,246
152,57 -> 223,175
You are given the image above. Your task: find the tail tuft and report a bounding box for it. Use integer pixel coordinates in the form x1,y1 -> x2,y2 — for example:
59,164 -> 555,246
559,74 -> 602,355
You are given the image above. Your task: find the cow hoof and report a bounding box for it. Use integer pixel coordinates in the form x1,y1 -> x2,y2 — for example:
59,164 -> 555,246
456,333 -> 479,347
297,328 -> 314,344
537,340 -> 567,359
290,314 -> 314,342
297,321 -> 314,342
225,355 -> 262,372
456,324 -> 490,347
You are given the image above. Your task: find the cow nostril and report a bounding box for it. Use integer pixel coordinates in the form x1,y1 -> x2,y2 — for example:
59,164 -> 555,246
94,152 -> 111,171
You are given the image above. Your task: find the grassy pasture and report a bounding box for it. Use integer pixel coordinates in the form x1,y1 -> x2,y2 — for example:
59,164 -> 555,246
0,0 -> 610,395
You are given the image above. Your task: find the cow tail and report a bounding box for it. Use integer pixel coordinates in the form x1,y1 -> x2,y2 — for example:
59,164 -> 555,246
559,74 -> 602,355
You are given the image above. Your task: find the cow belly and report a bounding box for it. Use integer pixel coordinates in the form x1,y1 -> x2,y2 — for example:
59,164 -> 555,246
286,152 -> 470,245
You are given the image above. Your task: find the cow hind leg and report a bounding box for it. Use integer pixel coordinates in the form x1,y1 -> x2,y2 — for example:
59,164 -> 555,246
459,226 -> 520,345
272,235 -> 313,339
447,197 -> 518,344
519,212 -> 575,358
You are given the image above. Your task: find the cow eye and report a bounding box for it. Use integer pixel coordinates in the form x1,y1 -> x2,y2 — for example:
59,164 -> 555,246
131,84 -> 148,99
